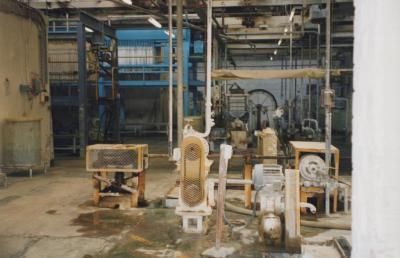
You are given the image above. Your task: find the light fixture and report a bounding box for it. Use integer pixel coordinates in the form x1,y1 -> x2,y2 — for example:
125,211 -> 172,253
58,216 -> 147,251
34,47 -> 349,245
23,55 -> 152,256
284,27 -> 288,34
85,27 -> 93,33
121,0 -> 131,4
148,17 -> 162,28
164,30 -> 175,38
278,39 -> 282,46
270,56 -> 273,61
274,49 -> 278,55
289,9 -> 296,22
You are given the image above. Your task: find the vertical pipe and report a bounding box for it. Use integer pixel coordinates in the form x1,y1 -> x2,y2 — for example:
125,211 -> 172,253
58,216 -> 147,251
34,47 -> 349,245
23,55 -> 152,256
77,23 -> 87,157
316,25 -> 321,121
215,144 -> 230,249
112,39 -> 120,143
98,76 -> 105,130
324,0 -> 332,216
344,186 -> 349,213
168,0 -> 173,157
288,22 -> 293,130
183,34 -> 190,116
308,34 -> 312,119
66,13 -> 69,31
176,0 -> 184,146
199,0 -> 214,138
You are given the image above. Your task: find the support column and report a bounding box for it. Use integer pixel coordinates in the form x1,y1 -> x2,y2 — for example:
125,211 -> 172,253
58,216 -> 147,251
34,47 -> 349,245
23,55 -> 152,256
77,23 -> 87,157
323,0 -> 333,216
168,0 -> 173,157
353,0 -> 400,257
176,0 -> 184,147
183,30 -> 190,116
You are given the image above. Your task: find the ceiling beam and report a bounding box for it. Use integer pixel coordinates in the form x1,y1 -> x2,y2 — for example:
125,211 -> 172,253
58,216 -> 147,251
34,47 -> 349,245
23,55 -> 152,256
23,0 -> 122,9
216,16 -> 303,28
213,0 -> 353,7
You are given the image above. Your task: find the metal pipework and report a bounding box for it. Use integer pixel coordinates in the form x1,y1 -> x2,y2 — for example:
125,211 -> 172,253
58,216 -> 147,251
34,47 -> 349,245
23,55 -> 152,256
168,0 -> 173,157
195,0 -> 215,138
324,0 -> 332,216
215,144 -> 232,249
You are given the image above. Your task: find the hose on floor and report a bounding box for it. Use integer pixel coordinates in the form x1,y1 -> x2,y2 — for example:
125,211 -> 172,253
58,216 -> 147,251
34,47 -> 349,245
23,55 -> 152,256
225,201 -> 351,230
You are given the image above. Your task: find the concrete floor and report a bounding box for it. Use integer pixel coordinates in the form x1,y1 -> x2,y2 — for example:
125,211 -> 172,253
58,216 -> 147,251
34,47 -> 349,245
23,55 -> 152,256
0,137 -> 351,258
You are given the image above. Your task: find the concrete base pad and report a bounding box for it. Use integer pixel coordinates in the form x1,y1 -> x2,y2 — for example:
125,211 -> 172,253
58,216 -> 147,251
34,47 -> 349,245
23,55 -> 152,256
201,246 -> 235,258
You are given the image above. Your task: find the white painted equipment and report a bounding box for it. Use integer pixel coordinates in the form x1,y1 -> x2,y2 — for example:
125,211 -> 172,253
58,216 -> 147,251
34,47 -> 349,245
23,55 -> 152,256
253,164 -> 315,251
175,126 -> 213,233
299,154 -> 328,187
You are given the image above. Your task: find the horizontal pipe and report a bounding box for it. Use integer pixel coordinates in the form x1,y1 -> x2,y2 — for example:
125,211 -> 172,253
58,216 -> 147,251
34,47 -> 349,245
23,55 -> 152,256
209,178 -> 253,185
147,153 -> 294,160
225,202 -> 351,230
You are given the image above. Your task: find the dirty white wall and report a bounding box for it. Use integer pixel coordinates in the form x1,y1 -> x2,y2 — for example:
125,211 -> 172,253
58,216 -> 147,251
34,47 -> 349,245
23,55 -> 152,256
0,8 -> 53,167
352,0 -> 400,257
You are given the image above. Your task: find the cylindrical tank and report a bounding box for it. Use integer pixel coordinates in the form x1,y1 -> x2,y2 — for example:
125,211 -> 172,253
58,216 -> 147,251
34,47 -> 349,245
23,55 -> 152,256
0,0 -> 53,168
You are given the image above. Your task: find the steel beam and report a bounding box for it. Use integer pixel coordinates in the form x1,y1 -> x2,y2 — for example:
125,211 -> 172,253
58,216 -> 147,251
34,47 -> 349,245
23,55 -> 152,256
77,22 -> 87,157
25,0 -> 121,9
79,11 -> 116,38
176,0 -> 184,147
212,0 -> 352,7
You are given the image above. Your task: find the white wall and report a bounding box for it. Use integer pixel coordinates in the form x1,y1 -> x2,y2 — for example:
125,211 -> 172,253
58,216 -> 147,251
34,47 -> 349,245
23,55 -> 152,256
352,0 -> 400,257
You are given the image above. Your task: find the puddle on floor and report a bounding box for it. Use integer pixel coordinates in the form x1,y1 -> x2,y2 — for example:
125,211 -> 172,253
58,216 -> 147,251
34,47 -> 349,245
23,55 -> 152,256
71,209 -> 141,237
72,206 -> 324,257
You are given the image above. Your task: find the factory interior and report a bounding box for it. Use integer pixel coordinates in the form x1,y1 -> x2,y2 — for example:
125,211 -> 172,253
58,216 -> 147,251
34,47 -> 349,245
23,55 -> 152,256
0,0 -> 399,257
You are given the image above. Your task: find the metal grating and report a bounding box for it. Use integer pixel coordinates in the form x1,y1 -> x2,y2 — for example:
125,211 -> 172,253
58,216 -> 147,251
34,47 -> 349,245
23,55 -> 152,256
182,142 -> 204,207
86,144 -> 147,172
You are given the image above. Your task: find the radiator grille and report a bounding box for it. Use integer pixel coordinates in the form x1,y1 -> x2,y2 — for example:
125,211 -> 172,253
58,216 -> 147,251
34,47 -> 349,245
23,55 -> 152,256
86,144 -> 148,172
182,139 -> 204,207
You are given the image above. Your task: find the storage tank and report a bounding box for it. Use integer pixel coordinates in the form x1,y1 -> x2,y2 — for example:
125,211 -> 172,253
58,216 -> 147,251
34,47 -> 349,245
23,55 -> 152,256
0,0 -> 53,173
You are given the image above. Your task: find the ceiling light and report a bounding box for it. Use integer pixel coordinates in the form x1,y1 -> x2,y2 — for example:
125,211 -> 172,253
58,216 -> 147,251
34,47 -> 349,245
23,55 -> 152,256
121,0 -> 131,4
278,39 -> 282,46
284,27 -> 288,34
85,27 -> 93,33
164,30 -> 175,38
148,17 -> 162,28
270,56 -> 273,61
289,9 -> 296,22
274,50 -> 278,55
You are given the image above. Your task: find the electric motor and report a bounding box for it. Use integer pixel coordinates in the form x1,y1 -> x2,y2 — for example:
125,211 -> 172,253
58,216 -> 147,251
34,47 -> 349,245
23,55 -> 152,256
299,154 -> 328,187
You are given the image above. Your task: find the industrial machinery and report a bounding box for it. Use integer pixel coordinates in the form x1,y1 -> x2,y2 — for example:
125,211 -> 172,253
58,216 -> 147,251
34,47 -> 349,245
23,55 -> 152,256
86,144 -> 148,209
300,118 -> 321,140
253,164 -> 313,252
248,89 -> 278,132
225,84 -> 249,150
290,141 -> 344,215
174,126 -> 213,233
299,154 -> 328,187
255,127 -> 279,165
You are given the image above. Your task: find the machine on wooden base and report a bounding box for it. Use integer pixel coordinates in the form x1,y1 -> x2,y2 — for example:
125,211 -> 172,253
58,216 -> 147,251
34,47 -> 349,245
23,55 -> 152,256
86,144 -> 148,209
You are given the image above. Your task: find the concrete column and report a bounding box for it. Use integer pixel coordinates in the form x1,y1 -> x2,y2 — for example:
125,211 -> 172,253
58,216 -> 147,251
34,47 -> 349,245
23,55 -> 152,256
352,1 -> 400,257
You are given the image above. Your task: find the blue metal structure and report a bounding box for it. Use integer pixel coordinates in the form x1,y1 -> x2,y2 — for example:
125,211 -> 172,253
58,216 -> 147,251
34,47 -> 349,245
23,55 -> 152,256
114,29 -> 201,115
48,20 -> 204,149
